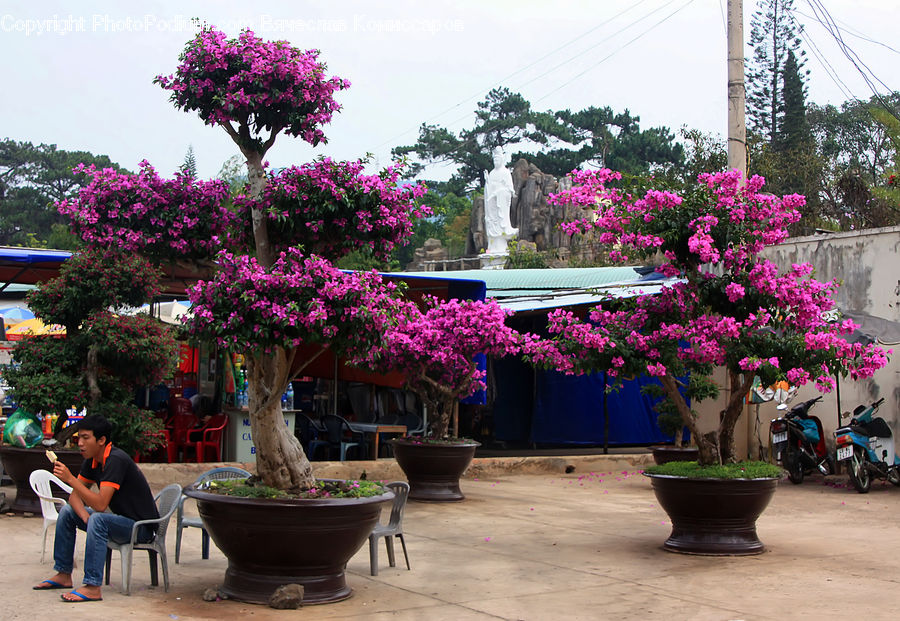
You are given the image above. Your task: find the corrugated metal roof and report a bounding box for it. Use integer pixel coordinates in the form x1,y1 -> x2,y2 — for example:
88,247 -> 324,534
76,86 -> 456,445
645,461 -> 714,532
393,267 -> 676,313
399,267 -> 645,291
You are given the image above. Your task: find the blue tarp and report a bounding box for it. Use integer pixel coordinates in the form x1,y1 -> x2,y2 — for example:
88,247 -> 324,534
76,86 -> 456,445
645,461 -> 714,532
493,357 -> 680,445
531,371 -> 674,445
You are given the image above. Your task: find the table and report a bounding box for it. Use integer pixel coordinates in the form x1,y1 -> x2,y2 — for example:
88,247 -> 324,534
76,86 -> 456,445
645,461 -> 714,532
348,423 -> 407,460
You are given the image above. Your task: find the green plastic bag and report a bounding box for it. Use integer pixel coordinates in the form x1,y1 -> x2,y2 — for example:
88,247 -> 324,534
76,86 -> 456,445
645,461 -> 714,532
2,409 -> 43,448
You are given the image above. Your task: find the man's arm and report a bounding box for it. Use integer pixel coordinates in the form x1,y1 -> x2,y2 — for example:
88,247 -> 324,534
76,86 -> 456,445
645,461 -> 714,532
66,487 -> 90,523
53,461 -> 115,513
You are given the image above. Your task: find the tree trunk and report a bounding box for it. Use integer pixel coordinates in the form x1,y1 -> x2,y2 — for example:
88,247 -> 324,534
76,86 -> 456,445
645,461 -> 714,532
243,150 -> 275,269
659,374 -> 719,465
717,370 -> 754,463
246,348 -> 315,490
85,344 -> 101,404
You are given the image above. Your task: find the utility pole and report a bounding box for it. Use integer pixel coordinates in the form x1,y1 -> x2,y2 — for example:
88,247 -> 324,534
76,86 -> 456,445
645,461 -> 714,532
727,0 -> 747,175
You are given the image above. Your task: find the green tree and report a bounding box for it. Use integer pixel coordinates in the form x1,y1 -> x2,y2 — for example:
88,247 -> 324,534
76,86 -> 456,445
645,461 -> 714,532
6,249 -> 179,456
807,94 -> 900,228
746,0 -> 808,143
0,140 -> 122,247
393,190 -> 471,268
529,106 -> 683,177
181,144 -> 198,177
395,93 -> 684,193
393,87 -> 571,194
749,49 -> 822,230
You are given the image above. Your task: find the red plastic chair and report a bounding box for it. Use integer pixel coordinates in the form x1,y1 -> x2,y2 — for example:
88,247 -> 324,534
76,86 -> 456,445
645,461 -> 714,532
185,414 -> 228,462
165,398 -> 199,463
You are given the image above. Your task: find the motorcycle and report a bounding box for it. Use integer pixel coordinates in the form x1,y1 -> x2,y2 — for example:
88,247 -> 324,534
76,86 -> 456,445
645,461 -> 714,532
834,397 -> 900,493
770,396 -> 833,484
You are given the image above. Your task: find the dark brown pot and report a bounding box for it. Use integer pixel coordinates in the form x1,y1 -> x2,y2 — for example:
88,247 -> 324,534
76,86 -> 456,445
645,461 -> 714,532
651,446 -> 699,465
390,439 -> 480,502
646,473 -> 778,555
184,483 -> 393,605
0,445 -> 83,514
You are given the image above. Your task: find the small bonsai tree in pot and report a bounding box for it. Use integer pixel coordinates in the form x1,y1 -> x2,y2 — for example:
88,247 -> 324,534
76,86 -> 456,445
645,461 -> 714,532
535,168 -> 890,554
0,249 -> 177,512
357,296 -> 523,500
57,26 -> 430,604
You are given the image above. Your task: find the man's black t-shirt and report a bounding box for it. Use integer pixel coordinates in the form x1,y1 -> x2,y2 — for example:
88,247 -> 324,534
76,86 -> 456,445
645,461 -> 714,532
78,443 -> 159,529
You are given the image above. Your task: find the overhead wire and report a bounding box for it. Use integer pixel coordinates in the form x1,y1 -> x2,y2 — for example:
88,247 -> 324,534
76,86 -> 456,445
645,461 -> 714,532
785,9 -> 856,102
370,0 -> 654,153
803,0 -> 899,124
387,0 -> 702,178
532,0 -> 698,106
794,8 -> 900,56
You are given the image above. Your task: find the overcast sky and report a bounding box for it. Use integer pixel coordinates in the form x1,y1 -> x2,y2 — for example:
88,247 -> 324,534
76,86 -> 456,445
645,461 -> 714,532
1,0 -> 897,182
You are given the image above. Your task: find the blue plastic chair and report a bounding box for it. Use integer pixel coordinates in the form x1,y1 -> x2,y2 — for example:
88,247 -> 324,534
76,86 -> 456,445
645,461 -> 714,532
175,467 -> 250,563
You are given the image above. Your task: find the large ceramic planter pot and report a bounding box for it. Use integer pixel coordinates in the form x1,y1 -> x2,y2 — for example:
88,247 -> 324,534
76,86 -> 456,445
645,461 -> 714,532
650,445 -> 699,465
0,445 -> 83,514
645,473 -> 778,555
184,483 -> 393,605
390,438 -> 480,502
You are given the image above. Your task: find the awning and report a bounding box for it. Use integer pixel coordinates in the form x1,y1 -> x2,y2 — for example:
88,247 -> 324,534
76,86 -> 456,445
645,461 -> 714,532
0,247 -> 71,291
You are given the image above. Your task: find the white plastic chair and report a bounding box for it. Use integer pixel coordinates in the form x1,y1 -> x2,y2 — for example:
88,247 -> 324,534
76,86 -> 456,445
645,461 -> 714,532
28,469 -> 73,563
175,466 -> 250,563
368,481 -> 411,576
104,483 -> 182,595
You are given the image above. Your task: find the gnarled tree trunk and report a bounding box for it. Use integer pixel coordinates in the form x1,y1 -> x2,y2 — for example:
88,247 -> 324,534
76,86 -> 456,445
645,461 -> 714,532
245,346 -> 315,490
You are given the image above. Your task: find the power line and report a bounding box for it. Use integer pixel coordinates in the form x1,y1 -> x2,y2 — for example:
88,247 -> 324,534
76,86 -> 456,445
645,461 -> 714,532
508,0 -> 682,95
370,0 -> 654,152
794,8 -> 900,56
804,0 -> 898,116
533,0 -> 698,106
786,10 -> 856,102
388,0 -> 703,180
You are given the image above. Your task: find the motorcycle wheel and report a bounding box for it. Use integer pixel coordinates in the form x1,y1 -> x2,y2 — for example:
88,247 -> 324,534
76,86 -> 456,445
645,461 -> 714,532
848,447 -> 871,494
888,469 -> 900,487
785,451 -> 804,484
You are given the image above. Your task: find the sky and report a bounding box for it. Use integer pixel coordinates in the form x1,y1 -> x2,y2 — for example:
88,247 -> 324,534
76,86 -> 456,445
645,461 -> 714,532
1,0 -> 897,182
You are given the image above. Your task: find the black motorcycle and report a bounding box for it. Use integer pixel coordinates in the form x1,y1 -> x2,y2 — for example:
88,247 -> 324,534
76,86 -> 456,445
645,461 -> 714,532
770,396 -> 833,483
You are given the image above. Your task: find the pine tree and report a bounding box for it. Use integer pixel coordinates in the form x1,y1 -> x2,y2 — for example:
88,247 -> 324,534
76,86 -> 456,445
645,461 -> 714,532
180,144 -> 197,177
778,50 -> 810,150
746,0 -> 808,143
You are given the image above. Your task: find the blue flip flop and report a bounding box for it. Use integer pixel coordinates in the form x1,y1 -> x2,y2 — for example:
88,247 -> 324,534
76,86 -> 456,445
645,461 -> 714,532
33,579 -> 70,590
61,590 -> 102,602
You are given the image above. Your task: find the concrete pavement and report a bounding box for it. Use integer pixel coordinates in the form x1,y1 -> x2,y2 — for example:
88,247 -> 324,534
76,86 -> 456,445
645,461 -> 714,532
3,455 -> 900,620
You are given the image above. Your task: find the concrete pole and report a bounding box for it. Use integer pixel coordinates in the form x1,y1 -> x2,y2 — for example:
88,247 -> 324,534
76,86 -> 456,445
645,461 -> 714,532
727,0 -> 747,176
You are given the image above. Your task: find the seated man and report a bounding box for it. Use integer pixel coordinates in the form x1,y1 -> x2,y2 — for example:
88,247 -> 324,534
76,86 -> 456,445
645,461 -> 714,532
33,414 -> 159,603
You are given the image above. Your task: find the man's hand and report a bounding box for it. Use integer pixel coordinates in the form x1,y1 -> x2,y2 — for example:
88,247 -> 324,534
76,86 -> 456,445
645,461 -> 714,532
53,460 -> 74,485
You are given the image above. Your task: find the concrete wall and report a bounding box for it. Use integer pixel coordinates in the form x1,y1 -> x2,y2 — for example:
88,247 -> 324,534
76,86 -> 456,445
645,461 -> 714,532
689,226 -> 900,459
761,226 -> 900,445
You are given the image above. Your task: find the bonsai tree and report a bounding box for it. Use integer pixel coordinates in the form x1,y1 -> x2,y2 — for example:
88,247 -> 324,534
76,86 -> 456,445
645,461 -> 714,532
60,27 -> 428,490
4,249 -> 179,455
537,168 -> 890,466
357,296 -> 523,439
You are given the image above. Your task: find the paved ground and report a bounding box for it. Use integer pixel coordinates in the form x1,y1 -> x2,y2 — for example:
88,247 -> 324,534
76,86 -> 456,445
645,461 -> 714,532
3,455 -> 900,620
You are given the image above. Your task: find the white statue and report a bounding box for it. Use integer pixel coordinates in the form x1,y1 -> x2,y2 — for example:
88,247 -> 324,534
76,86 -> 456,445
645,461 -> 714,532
483,146 -> 518,255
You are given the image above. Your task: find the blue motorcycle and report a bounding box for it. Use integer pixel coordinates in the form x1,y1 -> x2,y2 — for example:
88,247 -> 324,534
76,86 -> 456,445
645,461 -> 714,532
834,397 -> 900,493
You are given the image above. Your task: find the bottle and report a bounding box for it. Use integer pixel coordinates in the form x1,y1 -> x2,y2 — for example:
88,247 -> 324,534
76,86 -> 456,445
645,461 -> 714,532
281,391 -> 288,409
285,384 -> 294,410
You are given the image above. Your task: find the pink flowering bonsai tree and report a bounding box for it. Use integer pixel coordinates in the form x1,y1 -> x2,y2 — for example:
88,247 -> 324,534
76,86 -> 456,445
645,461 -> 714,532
59,27 -> 429,490
357,296 -> 524,440
540,169 -> 890,466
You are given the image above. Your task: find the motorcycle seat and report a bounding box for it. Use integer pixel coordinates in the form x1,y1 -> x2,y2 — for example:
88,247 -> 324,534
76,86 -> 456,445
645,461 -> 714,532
851,418 -> 893,438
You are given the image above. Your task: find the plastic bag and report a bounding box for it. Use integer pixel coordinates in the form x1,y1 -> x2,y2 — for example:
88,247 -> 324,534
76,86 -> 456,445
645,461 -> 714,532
2,409 -> 43,448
